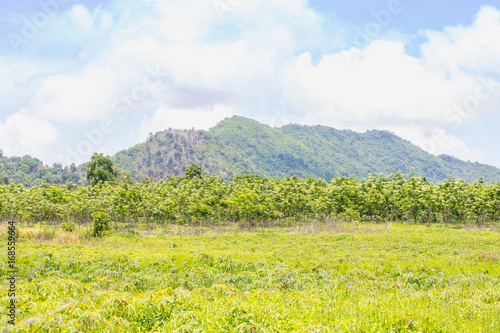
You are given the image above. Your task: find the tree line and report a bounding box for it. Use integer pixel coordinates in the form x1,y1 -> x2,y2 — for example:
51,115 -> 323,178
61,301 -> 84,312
1,162 -> 499,227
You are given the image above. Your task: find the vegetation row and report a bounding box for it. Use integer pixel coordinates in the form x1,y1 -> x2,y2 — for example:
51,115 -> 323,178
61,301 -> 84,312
1,166 -> 499,229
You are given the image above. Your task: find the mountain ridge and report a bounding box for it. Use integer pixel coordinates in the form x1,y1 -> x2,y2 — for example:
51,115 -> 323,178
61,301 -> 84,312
1,116 -> 500,186
112,115 -> 500,183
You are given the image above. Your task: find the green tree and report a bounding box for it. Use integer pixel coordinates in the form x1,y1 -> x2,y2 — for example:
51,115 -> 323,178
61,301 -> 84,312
91,211 -> 111,237
86,153 -> 118,186
185,163 -> 203,179
118,169 -> 136,185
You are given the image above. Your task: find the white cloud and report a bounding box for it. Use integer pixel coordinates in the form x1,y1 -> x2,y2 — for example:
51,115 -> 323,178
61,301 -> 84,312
0,113 -> 58,163
137,104 -> 237,141
70,5 -> 94,30
282,41 -> 486,125
280,6 -> 500,164
16,0 -> 321,125
1,0 -> 500,168
18,0 -> 309,120
421,6 -> 500,77
26,70 -> 119,123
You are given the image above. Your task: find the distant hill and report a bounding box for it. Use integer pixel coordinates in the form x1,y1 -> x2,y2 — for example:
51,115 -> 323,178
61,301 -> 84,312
2,116 -> 500,186
111,116 -> 500,183
0,152 -> 85,187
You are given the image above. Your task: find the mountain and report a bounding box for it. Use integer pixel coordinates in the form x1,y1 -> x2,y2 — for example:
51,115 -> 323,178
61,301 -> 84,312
2,116 -> 499,186
111,116 -> 500,183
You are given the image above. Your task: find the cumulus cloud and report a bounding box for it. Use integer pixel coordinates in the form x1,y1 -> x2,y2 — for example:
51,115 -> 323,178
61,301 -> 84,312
137,104 -> 237,141
282,40 -> 495,126
70,5 -> 94,30
281,5 -> 500,164
16,0 -> 320,125
0,113 -> 58,162
27,70 -> 118,123
1,1 -> 500,167
421,6 -> 500,77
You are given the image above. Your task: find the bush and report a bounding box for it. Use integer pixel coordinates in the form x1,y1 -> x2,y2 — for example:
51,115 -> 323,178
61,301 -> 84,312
62,221 -> 74,232
91,212 -> 111,237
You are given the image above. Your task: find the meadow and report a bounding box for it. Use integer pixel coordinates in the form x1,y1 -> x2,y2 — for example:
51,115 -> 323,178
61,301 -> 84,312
1,222 -> 500,332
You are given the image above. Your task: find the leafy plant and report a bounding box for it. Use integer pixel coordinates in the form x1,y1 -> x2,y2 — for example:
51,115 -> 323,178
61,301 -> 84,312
87,153 -> 118,186
6,224 -> 500,332
185,163 -> 203,179
61,221 -> 74,232
1,173 -> 500,227
91,211 -> 111,237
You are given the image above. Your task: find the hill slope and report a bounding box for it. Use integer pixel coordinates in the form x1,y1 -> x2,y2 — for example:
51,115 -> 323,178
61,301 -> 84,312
0,153 -> 85,187
112,116 -> 500,183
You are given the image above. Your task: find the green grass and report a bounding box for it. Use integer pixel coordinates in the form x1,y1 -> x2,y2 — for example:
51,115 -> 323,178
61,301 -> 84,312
1,223 -> 500,332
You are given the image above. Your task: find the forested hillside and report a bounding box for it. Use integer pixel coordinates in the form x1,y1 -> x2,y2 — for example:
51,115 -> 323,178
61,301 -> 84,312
112,116 -> 500,183
0,151 -> 85,187
2,116 -> 500,186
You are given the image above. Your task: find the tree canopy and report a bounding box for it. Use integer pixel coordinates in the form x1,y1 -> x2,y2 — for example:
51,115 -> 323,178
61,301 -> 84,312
86,153 -> 118,185
185,163 -> 203,179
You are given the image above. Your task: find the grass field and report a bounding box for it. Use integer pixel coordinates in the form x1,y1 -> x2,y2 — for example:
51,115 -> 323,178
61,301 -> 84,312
1,222 -> 500,332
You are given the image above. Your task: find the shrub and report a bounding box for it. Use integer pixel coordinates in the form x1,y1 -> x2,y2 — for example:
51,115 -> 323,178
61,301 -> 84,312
91,212 -> 111,237
62,221 -> 74,232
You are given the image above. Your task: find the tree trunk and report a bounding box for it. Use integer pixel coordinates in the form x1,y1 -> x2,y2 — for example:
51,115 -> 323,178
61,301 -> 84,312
427,207 -> 432,227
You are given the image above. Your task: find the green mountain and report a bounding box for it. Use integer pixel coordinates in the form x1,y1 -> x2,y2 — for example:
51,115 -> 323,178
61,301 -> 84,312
0,152 -> 86,187
112,116 -> 500,183
2,116 -> 499,186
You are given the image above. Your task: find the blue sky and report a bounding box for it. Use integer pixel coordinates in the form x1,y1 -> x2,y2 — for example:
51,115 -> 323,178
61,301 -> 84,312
1,0 -> 500,169
311,0 -> 497,31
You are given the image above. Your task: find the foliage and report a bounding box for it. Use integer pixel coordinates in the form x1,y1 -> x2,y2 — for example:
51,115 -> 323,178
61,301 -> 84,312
3,117 -> 500,187
0,155 -> 85,187
1,224 -> 500,331
91,211 -> 112,237
0,172 -> 499,227
112,116 -> 500,183
117,169 -> 136,185
87,153 -> 118,186
185,163 -> 203,179
61,221 -> 74,232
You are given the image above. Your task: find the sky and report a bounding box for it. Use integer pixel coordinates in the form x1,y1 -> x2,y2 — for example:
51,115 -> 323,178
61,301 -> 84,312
1,0 -> 500,168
